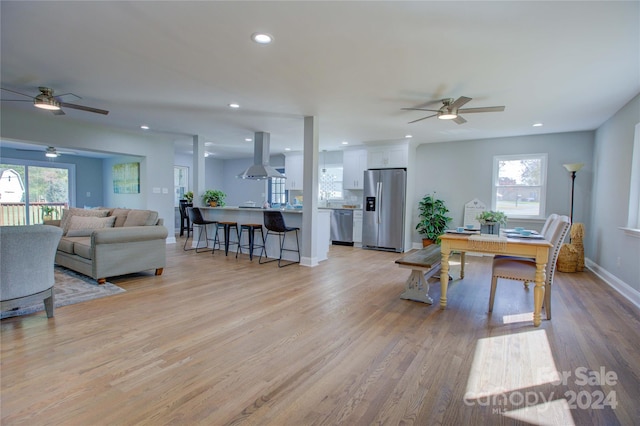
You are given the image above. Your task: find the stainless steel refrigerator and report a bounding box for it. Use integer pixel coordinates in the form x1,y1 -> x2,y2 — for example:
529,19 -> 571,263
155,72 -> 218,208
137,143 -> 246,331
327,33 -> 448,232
362,168 -> 406,252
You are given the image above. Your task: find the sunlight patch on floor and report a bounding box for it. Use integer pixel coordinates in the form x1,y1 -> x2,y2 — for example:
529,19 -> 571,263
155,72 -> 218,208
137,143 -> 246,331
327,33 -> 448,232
503,398 -> 575,425
465,330 -> 559,398
464,330 -> 576,425
503,312 -> 535,324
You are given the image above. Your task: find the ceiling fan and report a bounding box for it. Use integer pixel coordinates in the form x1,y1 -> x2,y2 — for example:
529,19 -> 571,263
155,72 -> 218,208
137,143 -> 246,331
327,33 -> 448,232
402,96 -> 505,124
15,146 -> 77,158
1,86 -> 109,116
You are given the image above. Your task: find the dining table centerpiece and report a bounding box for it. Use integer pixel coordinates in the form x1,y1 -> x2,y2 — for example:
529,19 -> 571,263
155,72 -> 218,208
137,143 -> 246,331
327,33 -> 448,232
476,210 -> 507,235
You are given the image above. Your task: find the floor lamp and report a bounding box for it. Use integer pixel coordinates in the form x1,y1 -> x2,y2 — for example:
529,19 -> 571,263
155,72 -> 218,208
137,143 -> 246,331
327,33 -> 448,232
563,163 -> 584,240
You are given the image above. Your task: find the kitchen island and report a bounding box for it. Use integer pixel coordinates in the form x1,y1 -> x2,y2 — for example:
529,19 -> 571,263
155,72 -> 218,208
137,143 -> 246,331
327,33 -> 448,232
199,207 -> 331,263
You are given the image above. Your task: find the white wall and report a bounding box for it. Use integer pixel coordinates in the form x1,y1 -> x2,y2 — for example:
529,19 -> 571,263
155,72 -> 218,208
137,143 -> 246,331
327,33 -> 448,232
413,131 -> 594,243
590,93 -> 640,291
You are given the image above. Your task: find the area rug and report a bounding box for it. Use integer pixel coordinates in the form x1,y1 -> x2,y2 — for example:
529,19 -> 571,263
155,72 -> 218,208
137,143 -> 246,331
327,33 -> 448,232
1,266 -> 125,319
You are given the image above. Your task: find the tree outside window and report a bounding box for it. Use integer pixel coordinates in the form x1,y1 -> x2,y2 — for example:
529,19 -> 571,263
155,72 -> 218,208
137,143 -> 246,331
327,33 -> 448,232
493,154 -> 547,219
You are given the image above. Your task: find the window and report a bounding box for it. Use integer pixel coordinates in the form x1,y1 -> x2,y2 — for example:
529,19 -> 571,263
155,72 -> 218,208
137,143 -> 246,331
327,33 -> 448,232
174,166 -> 188,207
625,123 -> 640,233
319,166 -> 343,200
492,154 -> 547,219
1,158 -> 75,225
268,168 -> 287,206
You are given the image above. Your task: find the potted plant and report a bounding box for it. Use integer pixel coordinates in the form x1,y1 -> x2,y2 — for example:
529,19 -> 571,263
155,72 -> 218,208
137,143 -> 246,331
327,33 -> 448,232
202,189 -> 226,207
416,194 -> 452,246
476,210 -> 508,235
41,205 -> 58,221
183,191 -> 194,203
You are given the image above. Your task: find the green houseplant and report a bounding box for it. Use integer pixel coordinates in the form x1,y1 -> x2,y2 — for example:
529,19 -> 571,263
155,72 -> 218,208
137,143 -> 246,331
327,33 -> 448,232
416,194 -> 452,245
41,205 -> 58,221
183,191 -> 194,203
202,189 -> 226,207
476,210 -> 507,235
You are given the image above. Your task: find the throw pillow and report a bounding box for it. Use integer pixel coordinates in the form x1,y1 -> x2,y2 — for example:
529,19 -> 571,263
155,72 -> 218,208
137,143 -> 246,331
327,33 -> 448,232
109,208 -> 131,227
123,210 -> 151,227
66,215 -> 116,237
60,207 -> 110,235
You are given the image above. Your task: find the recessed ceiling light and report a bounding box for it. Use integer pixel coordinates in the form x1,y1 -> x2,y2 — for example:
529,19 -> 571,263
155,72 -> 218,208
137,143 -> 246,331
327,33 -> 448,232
228,103 -> 240,109
245,138 -> 252,142
140,125 -> 149,130
284,148 -> 291,151
533,123 -> 543,127
205,142 -> 214,146
251,32 -> 273,44
342,141 -> 349,145
405,134 -> 413,138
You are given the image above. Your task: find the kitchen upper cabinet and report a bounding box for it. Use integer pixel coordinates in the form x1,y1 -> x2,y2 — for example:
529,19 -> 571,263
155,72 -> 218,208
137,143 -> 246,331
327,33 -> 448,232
367,145 -> 408,169
285,153 -> 303,190
343,149 -> 367,189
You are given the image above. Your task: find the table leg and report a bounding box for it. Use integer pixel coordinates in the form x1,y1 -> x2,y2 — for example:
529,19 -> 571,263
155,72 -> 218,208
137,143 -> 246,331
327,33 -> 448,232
533,261 -> 546,327
440,248 -> 450,309
460,251 -> 466,279
400,270 -> 434,304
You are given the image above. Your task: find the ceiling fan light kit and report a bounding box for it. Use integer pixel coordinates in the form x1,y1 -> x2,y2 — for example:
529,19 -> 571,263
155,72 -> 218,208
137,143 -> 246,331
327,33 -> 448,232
45,147 -> 59,158
34,94 -> 61,111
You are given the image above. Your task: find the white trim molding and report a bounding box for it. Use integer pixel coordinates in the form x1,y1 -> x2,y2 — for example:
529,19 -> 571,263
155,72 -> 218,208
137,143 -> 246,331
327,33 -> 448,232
619,227 -> 640,238
586,258 -> 640,310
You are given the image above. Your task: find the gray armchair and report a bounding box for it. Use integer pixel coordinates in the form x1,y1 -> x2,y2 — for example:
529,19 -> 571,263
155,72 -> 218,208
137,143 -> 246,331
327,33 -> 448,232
1,225 -> 63,318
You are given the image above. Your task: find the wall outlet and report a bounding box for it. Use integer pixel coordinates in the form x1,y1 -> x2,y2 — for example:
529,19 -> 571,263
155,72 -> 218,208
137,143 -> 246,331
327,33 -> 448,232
616,257 -> 621,267
86,192 -> 91,197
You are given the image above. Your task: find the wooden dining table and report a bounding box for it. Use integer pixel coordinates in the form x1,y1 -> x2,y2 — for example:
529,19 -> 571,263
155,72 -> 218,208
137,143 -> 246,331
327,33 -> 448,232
439,232 -> 552,326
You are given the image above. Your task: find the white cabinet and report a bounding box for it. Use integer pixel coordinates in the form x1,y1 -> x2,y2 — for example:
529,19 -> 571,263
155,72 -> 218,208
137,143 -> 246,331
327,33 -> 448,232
285,153 -> 303,190
353,209 -> 363,244
343,149 -> 367,189
367,145 -> 408,169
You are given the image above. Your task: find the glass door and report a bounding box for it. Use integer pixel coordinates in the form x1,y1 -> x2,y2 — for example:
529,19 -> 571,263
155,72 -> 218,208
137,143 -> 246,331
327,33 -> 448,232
1,160 -> 72,225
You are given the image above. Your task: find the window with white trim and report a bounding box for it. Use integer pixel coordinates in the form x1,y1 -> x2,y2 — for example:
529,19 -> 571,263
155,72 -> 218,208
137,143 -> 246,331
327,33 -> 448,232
626,123 -> 640,230
492,153 -> 547,219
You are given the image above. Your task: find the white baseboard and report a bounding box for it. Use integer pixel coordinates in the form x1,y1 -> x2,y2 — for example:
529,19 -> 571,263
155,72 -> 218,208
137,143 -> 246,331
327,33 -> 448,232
585,258 -> 640,310
300,256 -> 319,267
166,236 -> 177,244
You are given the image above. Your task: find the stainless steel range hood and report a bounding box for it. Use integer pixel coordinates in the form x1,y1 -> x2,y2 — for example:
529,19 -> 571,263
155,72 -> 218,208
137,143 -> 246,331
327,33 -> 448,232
237,132 -> 286,180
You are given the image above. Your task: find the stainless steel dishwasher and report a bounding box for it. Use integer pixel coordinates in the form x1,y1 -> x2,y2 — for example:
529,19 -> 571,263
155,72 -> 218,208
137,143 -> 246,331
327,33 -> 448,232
330,209 -> 354,246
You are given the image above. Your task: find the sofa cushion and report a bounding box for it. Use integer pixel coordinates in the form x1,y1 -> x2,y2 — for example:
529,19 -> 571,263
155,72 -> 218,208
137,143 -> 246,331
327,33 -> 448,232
123,209 -> 158,227
66,215 -> 116,237
71,238 -> 93,260
57,237 -> 76,254
60,208 -> 110,235
109,208 -> 131,227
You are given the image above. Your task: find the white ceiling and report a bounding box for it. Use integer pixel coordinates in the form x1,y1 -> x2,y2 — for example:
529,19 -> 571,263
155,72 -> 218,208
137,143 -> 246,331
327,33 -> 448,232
1,1 -> 638,160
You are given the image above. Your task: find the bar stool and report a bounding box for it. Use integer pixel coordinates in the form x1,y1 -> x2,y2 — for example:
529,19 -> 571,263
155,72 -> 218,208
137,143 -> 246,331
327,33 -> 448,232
178,200 -> 192,237
213,221 -> 240,256
236,224 -> 266,261
184,207 -> 216,252
259,211 -> 300,267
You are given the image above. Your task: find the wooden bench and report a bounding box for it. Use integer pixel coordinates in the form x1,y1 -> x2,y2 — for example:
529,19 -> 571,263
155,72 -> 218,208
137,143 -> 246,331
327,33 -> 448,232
395,245 -> 442,304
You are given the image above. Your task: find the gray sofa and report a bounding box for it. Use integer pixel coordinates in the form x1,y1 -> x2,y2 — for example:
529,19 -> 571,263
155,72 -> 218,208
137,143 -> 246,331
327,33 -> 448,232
1,225 -> 63,318
46,207 -> 168,284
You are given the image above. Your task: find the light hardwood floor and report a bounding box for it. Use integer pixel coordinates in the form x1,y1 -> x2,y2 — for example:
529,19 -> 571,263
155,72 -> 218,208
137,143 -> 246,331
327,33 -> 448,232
2,238 -> 639,425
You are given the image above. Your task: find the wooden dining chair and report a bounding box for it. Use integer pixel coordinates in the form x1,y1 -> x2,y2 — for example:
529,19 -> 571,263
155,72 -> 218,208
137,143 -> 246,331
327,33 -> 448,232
489,215 -> 571,320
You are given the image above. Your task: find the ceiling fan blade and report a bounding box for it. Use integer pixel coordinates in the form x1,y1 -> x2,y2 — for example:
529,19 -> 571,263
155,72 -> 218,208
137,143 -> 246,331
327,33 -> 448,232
458,106 -> 505,114
1,87 -> 33,98
59,101 -> 109,115
52,109 -> 66,116
453,115 -> 467,125
401,108 -> 440,112
408,114 -> 437,124
450,96 -> 472,109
